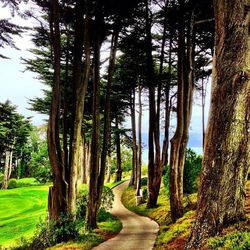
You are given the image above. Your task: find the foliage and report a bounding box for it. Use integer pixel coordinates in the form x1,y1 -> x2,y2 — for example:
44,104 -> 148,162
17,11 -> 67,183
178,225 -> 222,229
30,214 -> 82,249
0,100 -> 32,178
76,185 -> 88,220
207,231 -> 250,250
100,186 -> 115,211
141,176 -> 147,186
29,140 -> 51,184
162,149 -> 202,196
163,166 -> 170,197
7,178 -> 17,189
183,149 -> 202,194
76,185 -> 114,220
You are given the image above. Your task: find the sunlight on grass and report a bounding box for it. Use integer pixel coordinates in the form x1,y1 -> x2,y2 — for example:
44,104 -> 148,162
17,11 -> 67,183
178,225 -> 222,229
0,185 -> 49,248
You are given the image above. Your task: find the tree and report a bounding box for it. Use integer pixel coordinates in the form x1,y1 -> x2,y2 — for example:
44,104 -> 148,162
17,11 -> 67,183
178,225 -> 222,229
0,100 -> 32,189
185,0 -> 250,248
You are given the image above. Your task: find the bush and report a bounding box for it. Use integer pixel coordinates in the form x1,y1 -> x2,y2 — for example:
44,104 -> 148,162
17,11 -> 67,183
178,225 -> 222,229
100,186 -> 115,211
76,186 -> 88,220
25,214 -> 82,249
163,166 -> 170,197
32,167 -> 52,184
162,149 -> 202,195
76,185 -> 114,220
8,178 -> 18,189
183,149 -> 202,194
141,177 -> 147,186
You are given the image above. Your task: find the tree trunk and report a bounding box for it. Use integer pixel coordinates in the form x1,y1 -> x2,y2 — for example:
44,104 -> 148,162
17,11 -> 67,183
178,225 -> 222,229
2,150 -> 10,189
115,116 -> 122,182
81,129 -> 87,184
162,29 -> 173,167
185,0 -> 250,248
169,0 -> 185,222
177,9 -> 195,201
100,26 -> 119,188
106,155 -> 112,183
144,0 -> 157,208
129,89 -> 137,187
7,149 -> 13,179
87,30 -> 101,230
136,84 -> 142,196
47,0 -> 67,220
68,0 -> 91,216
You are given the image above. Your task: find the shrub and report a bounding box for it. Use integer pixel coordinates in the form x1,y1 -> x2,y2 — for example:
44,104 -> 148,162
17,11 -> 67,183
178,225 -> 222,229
183,149 -> 202,194
141,177 -> 147,186
163,166 -> 170,197
76,185 -> 114,220
100,186 -> 114,211
7,178 -> 18,189
29,214 -> 82,249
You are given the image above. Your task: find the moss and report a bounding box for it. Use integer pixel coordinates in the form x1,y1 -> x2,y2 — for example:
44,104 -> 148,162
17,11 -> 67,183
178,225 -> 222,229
207,231 -> 250,250
156,211 -> 195,246
121,184 -> 196,248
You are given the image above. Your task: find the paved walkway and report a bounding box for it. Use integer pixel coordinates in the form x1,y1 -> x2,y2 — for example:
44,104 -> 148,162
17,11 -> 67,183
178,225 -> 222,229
92,181 -> 159,250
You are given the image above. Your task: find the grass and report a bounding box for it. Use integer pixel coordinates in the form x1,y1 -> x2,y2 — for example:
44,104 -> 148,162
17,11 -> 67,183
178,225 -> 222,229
105,180 -> 126,189
0,185 -> 49,248
48,211 -> 122,250
0,178 -> 124,249
121,184 -> 197,250
122,181 -> 250,250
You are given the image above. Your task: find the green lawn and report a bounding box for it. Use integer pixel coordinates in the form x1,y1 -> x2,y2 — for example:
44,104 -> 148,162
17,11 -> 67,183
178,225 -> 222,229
0,185 -> 49,247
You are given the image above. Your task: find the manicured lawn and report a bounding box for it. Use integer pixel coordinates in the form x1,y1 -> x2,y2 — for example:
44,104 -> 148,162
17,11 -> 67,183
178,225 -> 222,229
0,185 -> 49,247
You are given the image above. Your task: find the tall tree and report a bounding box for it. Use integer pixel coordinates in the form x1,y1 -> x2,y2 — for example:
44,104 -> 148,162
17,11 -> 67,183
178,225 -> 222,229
186,0 -> 250,248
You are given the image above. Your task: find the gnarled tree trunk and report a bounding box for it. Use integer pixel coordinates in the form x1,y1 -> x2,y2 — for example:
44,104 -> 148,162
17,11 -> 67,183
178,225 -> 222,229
185,0 -> 250,248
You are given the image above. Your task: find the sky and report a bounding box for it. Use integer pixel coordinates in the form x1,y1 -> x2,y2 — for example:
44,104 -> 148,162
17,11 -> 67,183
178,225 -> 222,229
0,4 -> 212,163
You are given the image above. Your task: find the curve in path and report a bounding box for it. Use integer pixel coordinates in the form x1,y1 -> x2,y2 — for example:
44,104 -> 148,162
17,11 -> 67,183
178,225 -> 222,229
93,181 -> 159,250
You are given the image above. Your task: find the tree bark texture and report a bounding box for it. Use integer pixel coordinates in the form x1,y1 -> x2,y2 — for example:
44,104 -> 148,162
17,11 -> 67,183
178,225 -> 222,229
100,27 -> 119,191
169,1 -> 195,222
129,89 -> 138,187
87,30 -> 101,229
115,116 -> 122,182
185,1 -> 250,248
169,0 -> 185,222
136,84 -> 142,196
2,150 -> 11,189
68,0 -> 91,216
47,0 -> 67,220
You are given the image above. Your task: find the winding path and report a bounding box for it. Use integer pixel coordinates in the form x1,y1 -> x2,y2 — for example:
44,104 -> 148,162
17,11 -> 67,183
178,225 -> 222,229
92,181 -> 159,250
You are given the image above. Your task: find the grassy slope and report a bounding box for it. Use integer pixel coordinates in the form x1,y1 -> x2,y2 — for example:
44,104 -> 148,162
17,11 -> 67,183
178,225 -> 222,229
0,179 -> 123,249
0,185 -> 48,247
122,181 -> 250,250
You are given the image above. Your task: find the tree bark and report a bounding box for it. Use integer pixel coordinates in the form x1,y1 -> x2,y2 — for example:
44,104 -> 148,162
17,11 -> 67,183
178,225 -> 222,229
177,9 -> 195,201
87,29 -> 101,229
115,116 -> 122,182
106,155 -> 112,183
129,89 -> 137,187
136,83 -> 142,196
185,1 -> 250,248
2,150 -> 10,189
100,26 -> 119,188
47,0 -> 67,220
68,0 -> 91,216
169,0 -> 185,222
162,29 -> 173,167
